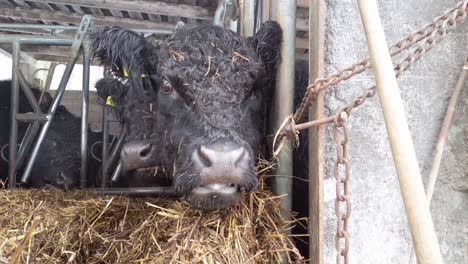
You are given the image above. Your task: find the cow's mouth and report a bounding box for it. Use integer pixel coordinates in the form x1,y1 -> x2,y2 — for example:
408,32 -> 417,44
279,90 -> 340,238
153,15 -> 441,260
184,183 -> 244,210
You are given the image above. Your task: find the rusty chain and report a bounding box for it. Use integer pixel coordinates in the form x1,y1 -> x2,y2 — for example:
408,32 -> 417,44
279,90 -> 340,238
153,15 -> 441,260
332,110 -> 350,264
269,1 -> 468,264
291,0 -> 468,126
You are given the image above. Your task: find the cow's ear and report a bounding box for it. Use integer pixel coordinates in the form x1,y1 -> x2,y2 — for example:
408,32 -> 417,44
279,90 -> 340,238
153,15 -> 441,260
91,26 -> 158,96
94,77 -> 128,121
252,21 -> 282,77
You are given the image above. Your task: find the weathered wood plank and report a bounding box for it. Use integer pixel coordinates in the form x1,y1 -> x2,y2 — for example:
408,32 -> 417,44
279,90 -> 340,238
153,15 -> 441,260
25,0 -> 213,20
0,7 -> 176,31
307,0 -> 326,263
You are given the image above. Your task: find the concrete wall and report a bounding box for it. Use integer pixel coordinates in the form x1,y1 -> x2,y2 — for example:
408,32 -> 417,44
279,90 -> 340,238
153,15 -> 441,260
322,0 -> 467,263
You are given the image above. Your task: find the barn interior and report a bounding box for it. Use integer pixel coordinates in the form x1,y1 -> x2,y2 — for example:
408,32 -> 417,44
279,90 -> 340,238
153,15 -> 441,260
0,0 -> 467,263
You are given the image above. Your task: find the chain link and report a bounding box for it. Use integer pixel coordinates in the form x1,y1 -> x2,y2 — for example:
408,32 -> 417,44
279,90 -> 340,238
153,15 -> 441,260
293,0 -> 468,123
332,110 -> 350,264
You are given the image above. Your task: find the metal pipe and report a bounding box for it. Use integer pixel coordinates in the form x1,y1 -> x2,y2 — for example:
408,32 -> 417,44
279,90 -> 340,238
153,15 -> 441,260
0,35 -> 74,45
21,56 -> 78,183
16,122 -> 40,170
15,70 -> 43,169
105,126 -> 127,175
357,1 -> 443,263
43,62 -> 57,91
95,187 -> 180,197
0,23 -> 78,31
101,106 -> 110,188
271,0 -> 296,220
242,0 -> 255,36
111,162 -> 122,182
254,0 -> 263,33
80,41 -> 91,189
8,42 -> 20,189
214,0 -> 226,26
16,70 -> 42,114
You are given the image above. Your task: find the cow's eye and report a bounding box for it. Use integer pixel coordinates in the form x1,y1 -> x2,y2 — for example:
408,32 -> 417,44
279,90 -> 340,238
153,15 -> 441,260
161,80 -> 174,94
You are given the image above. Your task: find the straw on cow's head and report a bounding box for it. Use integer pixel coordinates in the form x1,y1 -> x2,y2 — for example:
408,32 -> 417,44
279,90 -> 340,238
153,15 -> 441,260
91,22 -> 282,209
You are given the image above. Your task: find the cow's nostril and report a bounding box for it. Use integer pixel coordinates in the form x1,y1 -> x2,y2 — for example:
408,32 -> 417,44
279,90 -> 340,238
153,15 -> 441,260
197,146 -> 213,167
139,143 -> 153,158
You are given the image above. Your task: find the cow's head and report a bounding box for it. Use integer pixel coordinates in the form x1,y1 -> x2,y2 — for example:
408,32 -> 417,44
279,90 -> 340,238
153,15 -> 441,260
92,22 -> 281,209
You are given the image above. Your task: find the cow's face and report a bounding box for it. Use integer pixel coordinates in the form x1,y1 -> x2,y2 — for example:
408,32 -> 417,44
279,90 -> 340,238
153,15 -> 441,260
92,22 -> 281,209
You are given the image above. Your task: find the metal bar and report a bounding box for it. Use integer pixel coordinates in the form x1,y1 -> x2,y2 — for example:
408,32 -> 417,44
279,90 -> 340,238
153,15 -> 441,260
43,62 -> 57,91
0,23 -> 78,31
80,40 -> 92,189
272,0 -> 296,221
21,15 -> 93,184
16,70 -> 42,114
8,42 -> 20,189
111,162 -> 122,182
357,1 -> 443,263
105,126 -> 127,176
308,0 -> 326,262
0,35 -> 74,45
15,70 -> 44,169
242,0 -> 255,36
213,0 -> 226,26
95,187 -> 180,197
101,105 -> 110,188
254,0 -> 262,33
16,122 -> 40,170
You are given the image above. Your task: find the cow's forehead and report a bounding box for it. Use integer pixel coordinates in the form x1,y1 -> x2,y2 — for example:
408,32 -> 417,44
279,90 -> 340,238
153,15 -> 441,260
155,26 -> 263,89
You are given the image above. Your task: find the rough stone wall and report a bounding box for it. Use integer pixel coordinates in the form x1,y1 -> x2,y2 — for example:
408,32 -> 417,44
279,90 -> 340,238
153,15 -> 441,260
322,0 -> 467,263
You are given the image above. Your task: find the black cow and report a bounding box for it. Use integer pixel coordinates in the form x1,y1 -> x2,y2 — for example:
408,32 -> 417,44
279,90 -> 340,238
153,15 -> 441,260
0,80 -> 102,189
91,22 -> 282,209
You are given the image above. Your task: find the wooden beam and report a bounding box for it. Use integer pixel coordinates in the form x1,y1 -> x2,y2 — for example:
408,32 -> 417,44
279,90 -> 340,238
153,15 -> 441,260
358,1 -> 443,263
0,6 -> 176,31
297,0 -> 309,8
25,0 -> 213,20
296,37 -> 308,49
297,17 -> 308,31
307,1 -> 326,263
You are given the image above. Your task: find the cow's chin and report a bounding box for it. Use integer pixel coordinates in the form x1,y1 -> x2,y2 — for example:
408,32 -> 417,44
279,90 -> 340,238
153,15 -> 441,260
183,184 -> 243,210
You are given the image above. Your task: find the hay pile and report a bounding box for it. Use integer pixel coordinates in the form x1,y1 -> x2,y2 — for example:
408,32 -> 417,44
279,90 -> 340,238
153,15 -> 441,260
0,163 -> 305,263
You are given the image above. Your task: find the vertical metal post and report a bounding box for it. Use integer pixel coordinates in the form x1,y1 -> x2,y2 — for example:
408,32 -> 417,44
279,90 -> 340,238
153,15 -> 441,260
8,42 -> 20,189
81,40 -> 91,189
242,0 -> 255,36
101,106 -> 110,188
272,0 -> 296,216
43,62 -> 57,91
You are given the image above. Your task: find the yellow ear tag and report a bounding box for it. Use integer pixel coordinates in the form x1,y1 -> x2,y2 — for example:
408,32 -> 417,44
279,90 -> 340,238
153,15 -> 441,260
122,67 -> 147,78
106,96 -> 115,107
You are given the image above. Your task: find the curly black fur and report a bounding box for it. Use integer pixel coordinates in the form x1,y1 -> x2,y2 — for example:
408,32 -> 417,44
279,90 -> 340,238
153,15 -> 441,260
92,22 -> 282,209
90,26 -> 158,99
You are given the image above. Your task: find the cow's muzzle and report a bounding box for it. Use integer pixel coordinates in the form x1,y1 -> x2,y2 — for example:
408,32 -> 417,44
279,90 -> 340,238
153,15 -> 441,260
120,141 -> 157,172
185,143 -> 258,209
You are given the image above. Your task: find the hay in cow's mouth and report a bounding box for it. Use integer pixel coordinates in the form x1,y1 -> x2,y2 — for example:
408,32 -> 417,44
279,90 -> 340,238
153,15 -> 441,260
0,159 -> 306,263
